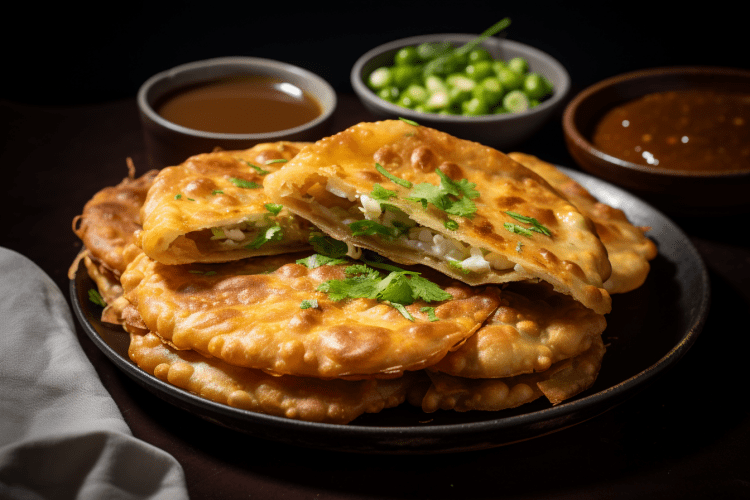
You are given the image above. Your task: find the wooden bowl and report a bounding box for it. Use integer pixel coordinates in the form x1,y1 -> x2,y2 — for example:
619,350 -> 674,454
562,66 -> 750,215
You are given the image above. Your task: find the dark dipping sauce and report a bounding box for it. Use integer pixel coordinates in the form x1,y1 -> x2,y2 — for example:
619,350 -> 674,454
155,75 -> 321,134
592,90 -> 750,173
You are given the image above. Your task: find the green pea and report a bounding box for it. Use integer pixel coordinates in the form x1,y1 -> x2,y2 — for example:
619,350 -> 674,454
394,46 -> 419,66
424,75 -> 447,93
461,97 -> 490,116
465,60 -> 494,81
503,90 -> 530,113
496,67 -> 524,91
377,86 -> 399,102
472,77 -> 504,107
402,84 -> 429,104
523,73 -> 550,100
425,89 -> 451,111
391,65 -> 420,89
507,57 -> 529,75
368,67 -> 393,90
449,86 -> 473,106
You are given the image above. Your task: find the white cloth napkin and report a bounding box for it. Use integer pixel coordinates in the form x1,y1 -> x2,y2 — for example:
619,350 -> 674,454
0,248 -> 189,500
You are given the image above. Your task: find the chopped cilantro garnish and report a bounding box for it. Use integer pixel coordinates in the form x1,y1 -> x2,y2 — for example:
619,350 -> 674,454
406,170 -> 479,222
245,225 -> 283,249
505,211 -> 551,236
504,222 -> 534,237
448,260 -> 471,274
238,159 -> 270,175
317,261 -> 452,321
264,203 -> 283,216
297,253 -> 349,269
174,194 -> 182,200
420,306 -> 440,322
389,302 -> 414,321
265,158 -> 288,165
399,117 -> 420,126
349,219 -> 399,238
300,299 -> 319,310
229,177 -> 261,189
212,190 -> 224,195
375,163 -> 413,188
370,183 -> 398,201
443,218 -> 459,231
88,289 -> 106,307
308,234 -> 349,258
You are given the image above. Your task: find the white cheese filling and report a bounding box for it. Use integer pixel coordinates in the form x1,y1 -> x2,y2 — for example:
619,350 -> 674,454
326,185 -> 516,273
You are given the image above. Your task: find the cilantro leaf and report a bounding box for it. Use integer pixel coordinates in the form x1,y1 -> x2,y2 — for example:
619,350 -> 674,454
238,159 -> 270,175
309,234 -> 349,258
504,222 -> 534,237
229,177 -> 261,189
375,272 -> 415,304
349,219 -> 398,238
505,211 -> 551,236
264,203 -> 283,215
88,289 -> 106,307
296,253 -> 348,269
409,275 -> 453,302
389,301 -> 415,321
375,163 -> 413,188
448,260 -> 471,274
300,299 -> 319,310
370,183 -> 398,201
420,306 -> 440,322
245,225 -> 283,249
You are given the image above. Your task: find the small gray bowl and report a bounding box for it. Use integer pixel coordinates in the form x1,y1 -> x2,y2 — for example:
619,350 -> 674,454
138,56 -> 337,169
351,34 -> 570,150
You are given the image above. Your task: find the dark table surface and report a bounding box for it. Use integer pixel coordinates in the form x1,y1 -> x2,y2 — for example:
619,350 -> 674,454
2,4 -> 750,498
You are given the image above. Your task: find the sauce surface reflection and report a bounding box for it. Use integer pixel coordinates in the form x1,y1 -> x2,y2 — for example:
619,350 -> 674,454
592,90 -> 750,173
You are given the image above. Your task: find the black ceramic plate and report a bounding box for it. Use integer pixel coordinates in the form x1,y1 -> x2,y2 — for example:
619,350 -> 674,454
70,168 -> 709,454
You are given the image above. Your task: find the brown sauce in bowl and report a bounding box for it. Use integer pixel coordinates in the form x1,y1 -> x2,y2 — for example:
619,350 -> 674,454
155,75 -> 321,134
592,90 -> 750,173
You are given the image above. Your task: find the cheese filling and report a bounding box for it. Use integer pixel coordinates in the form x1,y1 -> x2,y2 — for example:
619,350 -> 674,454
325,187 -> 516,273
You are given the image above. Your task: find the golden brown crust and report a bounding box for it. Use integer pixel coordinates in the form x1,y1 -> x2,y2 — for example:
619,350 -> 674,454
508,152 -> 658,294
137,142 -> 314,265
431,282 -> 606,378
264,120 -> 612,314
418,335 -> 605,412
128,330 -> 420,424
72,166 -> 158,276
120,251 -> 501,379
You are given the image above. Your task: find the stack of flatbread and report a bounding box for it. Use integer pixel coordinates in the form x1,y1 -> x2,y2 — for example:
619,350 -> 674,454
71,120 -> 657,424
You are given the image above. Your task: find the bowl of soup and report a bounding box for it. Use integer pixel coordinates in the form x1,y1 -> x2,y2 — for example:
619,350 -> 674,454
562,66 -> 750,214
138,56 -> 337,169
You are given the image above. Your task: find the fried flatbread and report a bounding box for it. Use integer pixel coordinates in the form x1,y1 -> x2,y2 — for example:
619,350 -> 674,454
137,142 -> 314,265
430,282 -> 606,378
264,120 -> 612,314
418,334 -> 605,412
71,162 -> 158,276
120,251 -> 501,379
508,152 -> 658,294
128,329 -> 419,424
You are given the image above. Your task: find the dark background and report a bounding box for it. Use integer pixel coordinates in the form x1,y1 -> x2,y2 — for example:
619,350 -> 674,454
3,3 -> 750,499
2,1 -> 747,106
